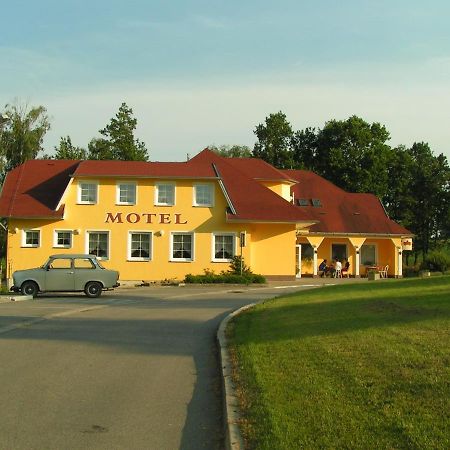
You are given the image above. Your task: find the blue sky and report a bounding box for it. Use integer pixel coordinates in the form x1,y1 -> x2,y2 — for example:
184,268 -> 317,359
1,1 -> 449,161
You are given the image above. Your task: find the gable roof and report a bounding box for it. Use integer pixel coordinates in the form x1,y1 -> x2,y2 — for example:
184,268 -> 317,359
284,169 -> 412,236
190,150 -> 316,225
0,160 -> 79,218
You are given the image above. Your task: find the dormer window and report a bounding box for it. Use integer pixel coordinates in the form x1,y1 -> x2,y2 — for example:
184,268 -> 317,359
297,198 -> 310,206
311,199 -> 322,207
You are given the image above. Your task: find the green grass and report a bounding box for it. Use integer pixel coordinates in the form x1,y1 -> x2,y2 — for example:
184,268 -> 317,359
228,276 -> 450,449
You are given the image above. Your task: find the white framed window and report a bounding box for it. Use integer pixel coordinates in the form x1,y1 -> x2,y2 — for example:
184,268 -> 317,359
78,181 -> 98,204
22,230 -> 40,248
87,231 -> 110,260
116,182 -> 137,205
128,232 -> 152,261
54,230 -> 73,248
170,232 -> 194,261
212,233 -> 236,261
193,183 -> 214,207
155,183 -> 175,206
361,244 -> 377,266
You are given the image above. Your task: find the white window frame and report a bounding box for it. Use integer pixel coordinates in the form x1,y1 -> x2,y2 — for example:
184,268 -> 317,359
128,231 -> 153,261
193,183 -> 214,207
170,232 -> 195,262
78,181 -> 98,205
361,243 -> 378,266
212,232 -> 236,262
53,230 -> 73,249
86,230 -> 110,260
116,181 -> 137,205
155,182 -> 176,206
22,229 -> 41,248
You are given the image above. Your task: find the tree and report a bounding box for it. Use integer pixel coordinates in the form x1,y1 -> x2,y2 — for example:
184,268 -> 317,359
0,102 -> 50,177
406,142 -> 450,257
209,144 -> 252,158
54,136 -> 87,160
87,102 -> 149,161
291,115 -> 393,198
253,111 -> 294,168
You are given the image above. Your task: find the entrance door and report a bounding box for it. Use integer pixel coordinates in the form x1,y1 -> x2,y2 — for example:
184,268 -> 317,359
295,244 -> 301,278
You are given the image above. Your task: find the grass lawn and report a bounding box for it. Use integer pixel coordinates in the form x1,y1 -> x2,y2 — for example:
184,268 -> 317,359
228,276 -> 450,450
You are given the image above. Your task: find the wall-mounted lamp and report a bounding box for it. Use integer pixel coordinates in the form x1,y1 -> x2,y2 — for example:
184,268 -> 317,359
73,229 -> 81,235
13,227 -> 19,234
156,230 -> 165,237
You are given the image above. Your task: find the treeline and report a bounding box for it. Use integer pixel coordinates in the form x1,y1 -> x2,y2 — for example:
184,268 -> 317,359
247,112 -> 450,261
1,103 -> 449,262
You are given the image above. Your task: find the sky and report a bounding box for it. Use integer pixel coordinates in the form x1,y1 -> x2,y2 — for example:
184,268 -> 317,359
1,0 -> 450,162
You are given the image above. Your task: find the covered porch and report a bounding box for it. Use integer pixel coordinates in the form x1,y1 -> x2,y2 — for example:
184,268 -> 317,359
295,235 -> 412,278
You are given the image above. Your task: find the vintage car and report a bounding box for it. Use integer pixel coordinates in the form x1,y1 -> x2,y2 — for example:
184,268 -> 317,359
11,254 -> 120,298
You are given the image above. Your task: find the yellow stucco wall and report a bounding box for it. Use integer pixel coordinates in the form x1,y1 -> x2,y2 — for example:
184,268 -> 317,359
6,177 -> 294,281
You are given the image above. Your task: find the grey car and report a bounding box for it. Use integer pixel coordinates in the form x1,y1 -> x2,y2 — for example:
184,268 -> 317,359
11,254 -> 120,298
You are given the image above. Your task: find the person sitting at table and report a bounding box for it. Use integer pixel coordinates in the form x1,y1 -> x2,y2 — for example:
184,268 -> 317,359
318,259 -> 328,277
342,259 -> 350,277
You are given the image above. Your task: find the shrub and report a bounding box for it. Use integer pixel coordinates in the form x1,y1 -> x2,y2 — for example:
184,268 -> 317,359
184,257 -> 266,284
421,251 -> 450,273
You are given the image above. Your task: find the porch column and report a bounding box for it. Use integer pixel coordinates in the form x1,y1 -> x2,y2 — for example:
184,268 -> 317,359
397,246 -> 403,278
313,245 -> 318,277
355,246 -> 361,277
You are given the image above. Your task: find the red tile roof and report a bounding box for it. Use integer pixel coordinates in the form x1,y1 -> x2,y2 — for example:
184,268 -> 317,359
190,150 -> 315,224
284,169 -> 412,236
74,159 -> 216,178
0,160 -> 79,218
0,151 -> 412,236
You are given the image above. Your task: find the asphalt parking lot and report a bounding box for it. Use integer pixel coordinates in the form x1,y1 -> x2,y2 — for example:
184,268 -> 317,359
0,278 -> 364,449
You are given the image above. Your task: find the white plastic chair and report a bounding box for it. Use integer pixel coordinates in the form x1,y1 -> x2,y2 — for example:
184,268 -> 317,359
379,265 -> 389,278
334,268 -> 342,278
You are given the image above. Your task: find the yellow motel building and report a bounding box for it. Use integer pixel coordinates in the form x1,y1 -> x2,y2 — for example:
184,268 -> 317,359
0,149 -> 413,283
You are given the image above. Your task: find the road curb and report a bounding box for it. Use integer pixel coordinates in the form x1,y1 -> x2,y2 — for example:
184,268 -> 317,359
217,303 -> 257,450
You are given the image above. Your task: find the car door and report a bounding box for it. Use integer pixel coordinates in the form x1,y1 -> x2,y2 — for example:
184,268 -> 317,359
44,258 -> 75,291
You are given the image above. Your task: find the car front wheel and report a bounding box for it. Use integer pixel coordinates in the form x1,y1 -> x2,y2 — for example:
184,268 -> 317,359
84,281 -> 103,298
21,281 -> 39,298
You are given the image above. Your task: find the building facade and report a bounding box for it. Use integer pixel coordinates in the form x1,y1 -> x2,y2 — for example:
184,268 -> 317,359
0,149 -> 412,282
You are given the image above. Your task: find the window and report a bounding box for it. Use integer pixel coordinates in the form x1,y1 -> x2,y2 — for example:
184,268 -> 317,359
331,244 -> 347,261
78,182 -> 98,204
193,184 -> 214,207
22,230 -> 40,248
74,258 -> 95,269
117,182 -> 136,205
155,183 -> 175,206
213,233 -> 235,261
87,231 -> 109,259
301,243 -> 314,261
128,232 -> 152,260
311,198 -> 322,207
50,258 -> 72,269
361,244 -> 377,266
171,233 -> 194,261
54,230 -> 72,248
297,198 -> 310,206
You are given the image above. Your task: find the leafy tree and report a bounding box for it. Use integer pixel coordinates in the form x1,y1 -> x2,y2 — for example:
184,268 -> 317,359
291,127 -> 318,170
209,144 -> 252,158
253,111 -> 294,168
310,116 -> 392,198
54,136 -> 87,159
0,102 -> 50,177
406,142 -> 450,257
88,102 -> 148,161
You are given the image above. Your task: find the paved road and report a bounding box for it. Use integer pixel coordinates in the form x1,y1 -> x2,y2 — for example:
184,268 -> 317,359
0,280 -> 351,449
